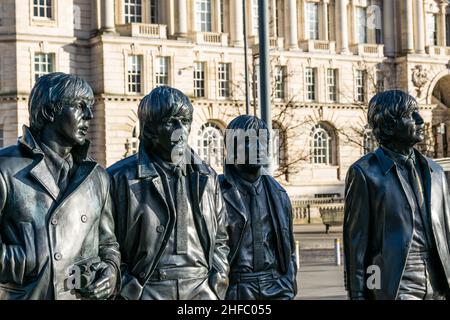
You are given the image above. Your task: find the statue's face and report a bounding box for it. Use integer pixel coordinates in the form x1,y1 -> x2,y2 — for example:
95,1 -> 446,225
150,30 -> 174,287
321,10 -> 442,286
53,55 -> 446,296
52,97 -> 93,146
149,112 -> 192,163
392,106 -> 424,146
232,132 -> 268,172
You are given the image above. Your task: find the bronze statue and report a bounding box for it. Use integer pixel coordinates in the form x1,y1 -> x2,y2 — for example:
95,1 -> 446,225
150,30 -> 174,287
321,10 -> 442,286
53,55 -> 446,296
0,72 -> 120,299
219,115 -> 297,300
344,90 -> 450,300
108,86 -> 229,300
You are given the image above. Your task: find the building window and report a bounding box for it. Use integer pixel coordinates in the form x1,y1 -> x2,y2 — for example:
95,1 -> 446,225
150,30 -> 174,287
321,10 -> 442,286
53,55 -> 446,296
197,122 -> 224,170
127,55 -> 142,93
356,7 -> 367,44
219,0 -> 225,33
356,70 -> 366,103
252,0 -> 259,35
150,0 -> 158,24
376,70 -> 384,93
156,57 -> 169,86
305,2 -> 319,40
311,124 -> 331,165
327,68 -> 337,102
218,63 -> 231,98
34,53 -> 54,82
124,0 -> 142,23
427,13 -> 438,46
33,0 -> 53,19
274,66 -> 286,100
196,0 -> 212,32
0,124 -> 3,148
305,67 -> 316,101
363,127 -> 376,154
194,62 -> 206,98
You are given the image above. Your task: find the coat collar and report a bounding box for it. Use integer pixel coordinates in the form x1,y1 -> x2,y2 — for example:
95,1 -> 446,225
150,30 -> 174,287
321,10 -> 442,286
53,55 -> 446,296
19,125 -> 92,164
374,146 -> 434,176
137,143 -> 210,179
18,125 -> 95,201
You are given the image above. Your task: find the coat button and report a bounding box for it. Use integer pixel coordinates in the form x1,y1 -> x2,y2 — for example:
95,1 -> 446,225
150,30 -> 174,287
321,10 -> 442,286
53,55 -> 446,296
238,222 -> 244,229
81,215 -> 88,223
160,270 -> 166,280
54,253 -> 62,261
139,272 -> 146,279
156,225 -> 165,233
51,218 -> 58,225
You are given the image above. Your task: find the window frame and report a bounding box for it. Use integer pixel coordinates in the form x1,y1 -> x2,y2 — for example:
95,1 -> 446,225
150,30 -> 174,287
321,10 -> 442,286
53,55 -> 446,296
355,69 -> 366,103
33,52 -> 55,83
218,62 -> 231,98
274,66 -> 286,100
127,54 -> 143,94
311,124 -> 332,165
124,0 -> 143,24
305,67 -> 316,102
326,68 -> 338,102
195,0 -> 212,32
155,56 -> 170,86
305,1 -> 319,40
193,61 -> 206,98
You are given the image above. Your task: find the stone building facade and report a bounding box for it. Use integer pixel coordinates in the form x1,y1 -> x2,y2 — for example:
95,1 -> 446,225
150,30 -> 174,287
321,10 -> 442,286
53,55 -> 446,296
1,0 -> 450,200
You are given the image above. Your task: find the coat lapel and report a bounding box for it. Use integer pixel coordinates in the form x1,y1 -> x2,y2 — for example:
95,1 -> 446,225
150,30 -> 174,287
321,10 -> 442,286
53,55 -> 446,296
29,157 -> 60,201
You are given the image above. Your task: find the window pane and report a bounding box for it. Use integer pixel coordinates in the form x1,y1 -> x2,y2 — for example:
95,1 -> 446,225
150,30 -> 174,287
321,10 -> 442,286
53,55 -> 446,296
196,0 -> 212,32
306,2 -> 319,40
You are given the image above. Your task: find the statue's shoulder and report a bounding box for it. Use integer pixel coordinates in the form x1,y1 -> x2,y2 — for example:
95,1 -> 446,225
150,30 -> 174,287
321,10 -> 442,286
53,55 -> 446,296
107,153 -> 139,178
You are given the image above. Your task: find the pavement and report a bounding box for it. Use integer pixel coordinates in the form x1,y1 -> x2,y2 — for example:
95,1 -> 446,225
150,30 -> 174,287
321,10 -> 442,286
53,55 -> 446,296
293,223 -> 347,300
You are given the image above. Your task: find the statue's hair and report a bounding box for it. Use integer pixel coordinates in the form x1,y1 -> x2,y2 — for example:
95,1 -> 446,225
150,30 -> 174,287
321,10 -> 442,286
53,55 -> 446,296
225,115 -> 269,143
367,90 -> 418,145
138,86 -> 193,140
29,72 -> 94,133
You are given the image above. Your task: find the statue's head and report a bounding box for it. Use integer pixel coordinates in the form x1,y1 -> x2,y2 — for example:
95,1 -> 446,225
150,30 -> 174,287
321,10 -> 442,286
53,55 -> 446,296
368,89 -> 424,148
225,115 -> 269,173
29,72 -> 94,146
138,86 -> 193,163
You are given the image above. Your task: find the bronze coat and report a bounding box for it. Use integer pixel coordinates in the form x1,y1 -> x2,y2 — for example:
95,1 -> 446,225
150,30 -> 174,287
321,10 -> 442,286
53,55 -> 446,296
0,126 -> 120,300
107,146 -> 230,300
219,167 -> 297,296
344,147 -> 450,299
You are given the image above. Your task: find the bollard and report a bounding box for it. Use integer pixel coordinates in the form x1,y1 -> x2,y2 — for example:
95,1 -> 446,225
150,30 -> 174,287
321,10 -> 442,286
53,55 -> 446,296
295,240 -> 300,269
335,238 -> 341,266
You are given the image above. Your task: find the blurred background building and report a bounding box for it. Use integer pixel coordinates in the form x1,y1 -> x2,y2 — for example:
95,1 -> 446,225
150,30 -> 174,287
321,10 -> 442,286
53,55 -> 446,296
1,0 -> 450,221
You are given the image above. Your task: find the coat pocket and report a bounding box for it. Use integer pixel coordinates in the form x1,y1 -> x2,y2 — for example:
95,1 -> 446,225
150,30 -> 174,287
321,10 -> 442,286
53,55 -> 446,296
20,222 -> 37,279
0,283 -> 27,299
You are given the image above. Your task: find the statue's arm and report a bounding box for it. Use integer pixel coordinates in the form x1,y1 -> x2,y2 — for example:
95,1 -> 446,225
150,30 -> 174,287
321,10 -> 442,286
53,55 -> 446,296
343,165 -> 371,300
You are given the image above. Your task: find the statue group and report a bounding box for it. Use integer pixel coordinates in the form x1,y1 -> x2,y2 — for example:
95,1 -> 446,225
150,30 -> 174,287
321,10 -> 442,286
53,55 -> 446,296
1,72 -> 449,300
0,72 -> 297,300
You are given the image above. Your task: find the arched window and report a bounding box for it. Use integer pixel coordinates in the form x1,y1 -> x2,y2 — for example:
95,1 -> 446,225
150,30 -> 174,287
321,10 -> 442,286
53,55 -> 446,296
311,123 -> 337,165
197,122 -> 224,171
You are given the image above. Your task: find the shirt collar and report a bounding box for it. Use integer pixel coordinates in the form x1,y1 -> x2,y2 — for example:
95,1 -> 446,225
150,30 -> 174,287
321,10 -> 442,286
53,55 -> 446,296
232,169 -> 264,195
380,145 -> 415,168
150,152 -> 187,177
39,141 -> 73,181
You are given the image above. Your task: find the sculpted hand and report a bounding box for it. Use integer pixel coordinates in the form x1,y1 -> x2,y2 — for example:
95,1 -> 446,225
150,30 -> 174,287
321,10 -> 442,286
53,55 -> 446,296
79,261 -> 117,300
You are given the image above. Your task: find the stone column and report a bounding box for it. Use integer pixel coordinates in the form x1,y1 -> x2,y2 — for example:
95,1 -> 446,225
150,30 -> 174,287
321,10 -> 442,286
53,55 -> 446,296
337,0 -> 349,53
285,0 -> 298,49
231,0 -> 244,46
415,0 -> 425,53
176,0 -> 188,36
405,0 -> 414,53
323,0 -> 329,41
215,0 -> 222,32
439,1 -> 448,47
102,0 -> 115,33
383,0 -> 395,56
